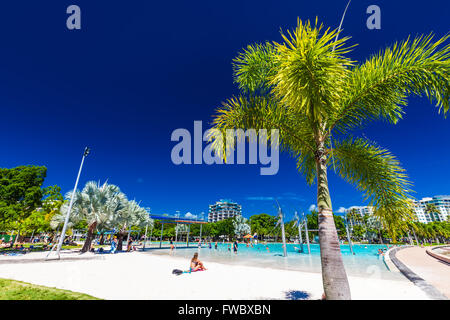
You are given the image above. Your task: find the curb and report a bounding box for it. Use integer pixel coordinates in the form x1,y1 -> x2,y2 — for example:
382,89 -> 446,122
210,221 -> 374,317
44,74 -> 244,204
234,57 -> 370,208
384,246 -> 400,272
426,245 -> 450,265
389,246 -> 448,300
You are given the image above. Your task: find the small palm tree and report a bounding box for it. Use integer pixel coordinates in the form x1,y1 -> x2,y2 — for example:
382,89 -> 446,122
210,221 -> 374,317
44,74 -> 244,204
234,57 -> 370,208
58,181 -> 127,253
233,215 -> 251,238
346,208 -> 362,228
112,199 -> 148,251
424,203 -> 440,222
209,19 -> 450,299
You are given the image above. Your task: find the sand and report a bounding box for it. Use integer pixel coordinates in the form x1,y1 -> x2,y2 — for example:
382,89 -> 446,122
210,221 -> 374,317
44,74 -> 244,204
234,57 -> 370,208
0,250 -> 429,300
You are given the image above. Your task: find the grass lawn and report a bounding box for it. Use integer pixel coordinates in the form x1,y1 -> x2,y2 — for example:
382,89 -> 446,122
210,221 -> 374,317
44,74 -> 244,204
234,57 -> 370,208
0,278 -> 101,300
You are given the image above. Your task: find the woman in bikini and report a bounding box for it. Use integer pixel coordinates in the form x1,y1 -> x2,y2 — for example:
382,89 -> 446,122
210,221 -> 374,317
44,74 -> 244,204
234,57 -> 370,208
190,252 -> 207,271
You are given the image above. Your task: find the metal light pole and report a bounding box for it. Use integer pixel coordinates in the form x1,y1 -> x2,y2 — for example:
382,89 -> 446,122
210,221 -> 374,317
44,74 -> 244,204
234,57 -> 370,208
48,147 -> 90,260
149,225 -> 153,246
175,211 -> 180,249
143,223 -> 148,250
345,217 -> 354,255
186,224 -> 190,247
294,212 -> 303,253
304,213 -> 311,254
159,223 -> 164,248
275,200 -> 287,257
175,223 -> 178,249
199,212 -> 204,243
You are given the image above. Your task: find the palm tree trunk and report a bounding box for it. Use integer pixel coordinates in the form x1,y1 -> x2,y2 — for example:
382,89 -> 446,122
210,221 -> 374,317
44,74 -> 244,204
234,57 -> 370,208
81,222 -> 97,253
316,152 -> 351,300
117,233 -> 124,251
99,232 -> 105,245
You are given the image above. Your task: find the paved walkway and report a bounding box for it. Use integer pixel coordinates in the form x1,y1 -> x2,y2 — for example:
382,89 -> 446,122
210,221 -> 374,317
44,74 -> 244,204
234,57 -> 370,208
395,246 -> 450,299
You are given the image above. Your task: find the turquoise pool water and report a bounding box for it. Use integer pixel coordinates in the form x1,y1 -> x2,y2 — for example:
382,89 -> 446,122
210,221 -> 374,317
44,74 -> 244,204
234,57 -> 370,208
145,241 -> 406,280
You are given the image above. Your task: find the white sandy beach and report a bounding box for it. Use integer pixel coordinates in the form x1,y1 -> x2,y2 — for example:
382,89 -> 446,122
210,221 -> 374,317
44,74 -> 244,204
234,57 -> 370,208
0,250 -> 429,300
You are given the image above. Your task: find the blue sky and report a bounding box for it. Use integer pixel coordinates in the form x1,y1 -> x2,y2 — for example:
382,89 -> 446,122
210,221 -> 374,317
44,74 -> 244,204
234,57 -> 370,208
0,0 -> 449,221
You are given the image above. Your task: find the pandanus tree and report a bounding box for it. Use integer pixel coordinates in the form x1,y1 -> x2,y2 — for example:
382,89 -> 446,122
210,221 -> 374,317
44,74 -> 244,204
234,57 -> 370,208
209,19 -> 450,299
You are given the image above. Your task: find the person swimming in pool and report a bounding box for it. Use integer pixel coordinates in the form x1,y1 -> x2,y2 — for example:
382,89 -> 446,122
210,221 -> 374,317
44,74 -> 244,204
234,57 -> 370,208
190,252 -> 207,271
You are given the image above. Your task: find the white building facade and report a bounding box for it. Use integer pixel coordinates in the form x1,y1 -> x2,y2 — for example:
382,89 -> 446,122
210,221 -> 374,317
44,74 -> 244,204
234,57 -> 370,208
345,206 -> 378,227
208,199 -> 242,223
412,195 -> 450,223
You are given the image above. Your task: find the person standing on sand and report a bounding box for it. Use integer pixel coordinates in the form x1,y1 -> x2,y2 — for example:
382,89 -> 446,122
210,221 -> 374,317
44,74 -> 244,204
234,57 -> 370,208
127,238 -> 133,252
111,237 -> 117,254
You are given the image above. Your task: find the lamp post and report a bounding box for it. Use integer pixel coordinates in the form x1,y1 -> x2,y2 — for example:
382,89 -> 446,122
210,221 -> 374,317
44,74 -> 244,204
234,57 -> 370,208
50,147 -> 90,260
303,213 -> 311,254
344,217 -> 355,255
199,212 -> 204,243
294,212 -> 303,253
275,200 -> 287,257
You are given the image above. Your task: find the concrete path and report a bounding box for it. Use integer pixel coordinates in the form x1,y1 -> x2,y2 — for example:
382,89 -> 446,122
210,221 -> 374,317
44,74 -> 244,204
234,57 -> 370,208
395,246 -> 450,299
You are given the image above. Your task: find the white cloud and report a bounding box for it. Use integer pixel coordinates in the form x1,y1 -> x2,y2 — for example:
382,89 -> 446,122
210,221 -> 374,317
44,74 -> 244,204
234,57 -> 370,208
336,207 -> 347,214
184,212 -> 198,219
246,196 -> 275,201
308,204 -> 317,212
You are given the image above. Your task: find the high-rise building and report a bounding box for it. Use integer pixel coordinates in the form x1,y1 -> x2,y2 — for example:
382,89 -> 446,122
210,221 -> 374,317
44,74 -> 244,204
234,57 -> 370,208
412,195 -> 450,223
208,199 -> 242,223
345,206 -> 378,227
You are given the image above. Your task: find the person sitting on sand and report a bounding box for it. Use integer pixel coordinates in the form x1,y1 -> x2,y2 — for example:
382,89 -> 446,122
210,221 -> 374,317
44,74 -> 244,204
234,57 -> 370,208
190,252 -> 207,271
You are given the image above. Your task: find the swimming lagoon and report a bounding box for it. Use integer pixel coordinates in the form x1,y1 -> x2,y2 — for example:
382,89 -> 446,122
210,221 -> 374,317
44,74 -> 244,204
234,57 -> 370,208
145,242 -> 406,280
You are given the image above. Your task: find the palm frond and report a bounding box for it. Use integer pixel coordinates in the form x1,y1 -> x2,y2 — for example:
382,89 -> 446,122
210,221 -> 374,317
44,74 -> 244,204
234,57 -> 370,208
331,33 -> 450,133
332,137 -> 413,215
270,18 -> 355,119
209,94 -> 316,161
233,42 -> 278,94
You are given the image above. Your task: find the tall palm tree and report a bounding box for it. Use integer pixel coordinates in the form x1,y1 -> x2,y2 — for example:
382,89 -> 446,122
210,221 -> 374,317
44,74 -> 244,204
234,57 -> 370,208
209,19 -> 450,299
